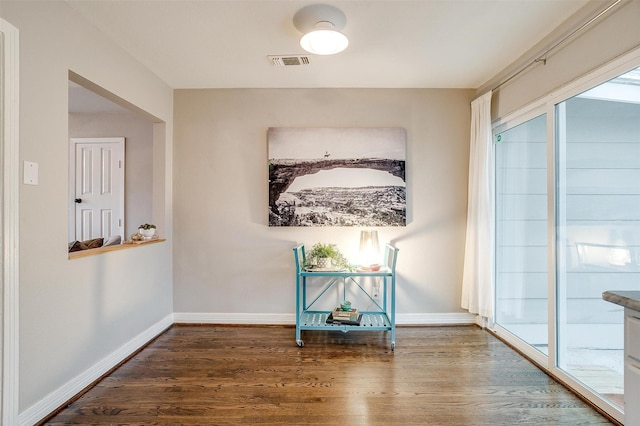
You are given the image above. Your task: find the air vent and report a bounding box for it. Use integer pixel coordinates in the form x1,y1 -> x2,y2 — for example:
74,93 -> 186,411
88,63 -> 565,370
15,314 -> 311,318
268,55 -> 311,66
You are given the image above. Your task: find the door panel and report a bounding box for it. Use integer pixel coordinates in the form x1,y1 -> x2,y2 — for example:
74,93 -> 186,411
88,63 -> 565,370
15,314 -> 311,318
70,137 -> 125,241
495,114 -> 548,353
555,87 -> 640,408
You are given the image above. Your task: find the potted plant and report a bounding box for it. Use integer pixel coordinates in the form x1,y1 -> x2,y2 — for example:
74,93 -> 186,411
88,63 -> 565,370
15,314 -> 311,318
138,223 -> 156,239
305,243 -> 349,270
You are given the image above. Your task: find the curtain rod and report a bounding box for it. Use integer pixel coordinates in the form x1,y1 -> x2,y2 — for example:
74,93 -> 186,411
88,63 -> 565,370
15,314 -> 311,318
491,0 -> 623,92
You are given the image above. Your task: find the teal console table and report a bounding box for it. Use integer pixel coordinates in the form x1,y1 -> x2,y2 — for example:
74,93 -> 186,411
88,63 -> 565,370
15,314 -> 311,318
292,244 -> 399,350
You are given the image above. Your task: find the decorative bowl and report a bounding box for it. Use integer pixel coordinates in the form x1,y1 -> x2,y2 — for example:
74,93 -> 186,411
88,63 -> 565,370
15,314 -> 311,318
139,228 -> 156,238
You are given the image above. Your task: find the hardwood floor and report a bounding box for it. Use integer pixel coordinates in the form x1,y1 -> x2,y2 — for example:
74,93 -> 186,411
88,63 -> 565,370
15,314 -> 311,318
43,325 -> 614,425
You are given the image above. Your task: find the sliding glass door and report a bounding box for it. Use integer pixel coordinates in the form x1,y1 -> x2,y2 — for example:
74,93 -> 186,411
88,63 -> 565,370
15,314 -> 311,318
494,64 -> 640,421
495,114 -> 548,354
555,67 -> 640,409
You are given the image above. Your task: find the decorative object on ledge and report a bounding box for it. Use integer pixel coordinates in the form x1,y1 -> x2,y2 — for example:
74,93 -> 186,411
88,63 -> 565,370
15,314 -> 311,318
124,235 -> 160,245
68,235 -> 122,253
268,127 -> 406,227
304,242 -> 350,270
138,223 -> 156,240
69,237 -> 103,252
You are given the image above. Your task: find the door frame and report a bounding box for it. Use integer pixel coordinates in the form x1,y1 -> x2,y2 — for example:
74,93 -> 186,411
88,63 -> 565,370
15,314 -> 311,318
1,17 -> 20,425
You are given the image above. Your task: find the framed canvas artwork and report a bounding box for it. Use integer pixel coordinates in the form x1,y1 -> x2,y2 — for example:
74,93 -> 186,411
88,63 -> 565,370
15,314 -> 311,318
268,127 -> 406,227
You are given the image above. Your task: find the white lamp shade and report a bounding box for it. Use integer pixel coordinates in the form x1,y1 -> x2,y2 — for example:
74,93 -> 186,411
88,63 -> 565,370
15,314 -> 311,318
359,230 -> 380,266
300,26 -> 349,55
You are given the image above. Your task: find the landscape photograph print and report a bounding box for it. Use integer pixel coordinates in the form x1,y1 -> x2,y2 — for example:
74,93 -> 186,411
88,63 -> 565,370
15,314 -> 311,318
268,127 -> 406,227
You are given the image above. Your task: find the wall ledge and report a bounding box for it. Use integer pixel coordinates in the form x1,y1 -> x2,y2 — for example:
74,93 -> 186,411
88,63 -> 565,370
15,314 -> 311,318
68,238 -> 166,259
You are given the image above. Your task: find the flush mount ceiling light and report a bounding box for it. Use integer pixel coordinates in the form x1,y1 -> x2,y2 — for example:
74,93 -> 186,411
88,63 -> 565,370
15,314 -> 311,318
293,4 -> 349,55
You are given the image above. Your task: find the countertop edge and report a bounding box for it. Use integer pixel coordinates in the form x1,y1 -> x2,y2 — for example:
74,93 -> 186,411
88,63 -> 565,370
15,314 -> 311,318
602,290 -> 640,312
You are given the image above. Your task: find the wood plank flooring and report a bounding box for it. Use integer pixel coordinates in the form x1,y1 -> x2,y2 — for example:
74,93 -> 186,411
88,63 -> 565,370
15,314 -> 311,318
43,325 -> 614,425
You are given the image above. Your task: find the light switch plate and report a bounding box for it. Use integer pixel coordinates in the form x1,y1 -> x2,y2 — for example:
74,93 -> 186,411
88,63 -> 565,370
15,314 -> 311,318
24,161 -> 38,185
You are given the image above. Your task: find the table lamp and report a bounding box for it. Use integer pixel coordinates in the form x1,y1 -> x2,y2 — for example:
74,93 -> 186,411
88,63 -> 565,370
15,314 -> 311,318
359,230 -> 380,270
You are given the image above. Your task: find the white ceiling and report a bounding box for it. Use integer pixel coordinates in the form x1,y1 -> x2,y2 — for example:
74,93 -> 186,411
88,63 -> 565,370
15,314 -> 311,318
65,0 -> 594,90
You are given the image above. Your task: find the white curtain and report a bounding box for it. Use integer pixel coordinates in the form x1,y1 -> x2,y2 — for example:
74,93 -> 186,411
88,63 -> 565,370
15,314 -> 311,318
461,91 -> 494,321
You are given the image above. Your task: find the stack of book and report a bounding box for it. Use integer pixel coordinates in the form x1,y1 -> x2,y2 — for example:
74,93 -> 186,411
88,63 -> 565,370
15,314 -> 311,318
326,307 -> 362,325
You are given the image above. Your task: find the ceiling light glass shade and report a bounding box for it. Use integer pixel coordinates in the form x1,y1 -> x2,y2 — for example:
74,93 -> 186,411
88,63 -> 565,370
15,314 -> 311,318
300,22 -> 349,55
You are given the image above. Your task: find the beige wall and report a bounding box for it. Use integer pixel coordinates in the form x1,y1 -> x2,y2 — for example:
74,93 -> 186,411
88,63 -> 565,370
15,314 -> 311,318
173,88 -> 475,316
1,1 -> 173,414
69,112 -> 154,237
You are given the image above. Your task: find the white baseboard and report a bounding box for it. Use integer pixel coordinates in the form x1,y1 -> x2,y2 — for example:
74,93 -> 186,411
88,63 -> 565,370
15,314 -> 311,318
173,312 -> 295,324
19,314 -> 174,426
397,312 -> 477,325
173,312 -> 477,326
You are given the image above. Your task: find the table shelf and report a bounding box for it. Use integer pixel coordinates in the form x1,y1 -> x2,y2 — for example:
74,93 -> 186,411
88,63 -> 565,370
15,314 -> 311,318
293,244 -> 399,350
299,311 -> 392,329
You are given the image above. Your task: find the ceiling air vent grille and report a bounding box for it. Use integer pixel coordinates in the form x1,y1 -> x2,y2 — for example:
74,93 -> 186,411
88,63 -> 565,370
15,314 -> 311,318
268,55 -> 311,66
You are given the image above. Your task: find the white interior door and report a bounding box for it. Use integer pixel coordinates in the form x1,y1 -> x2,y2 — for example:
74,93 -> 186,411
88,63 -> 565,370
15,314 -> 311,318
70,137 -> 125,241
